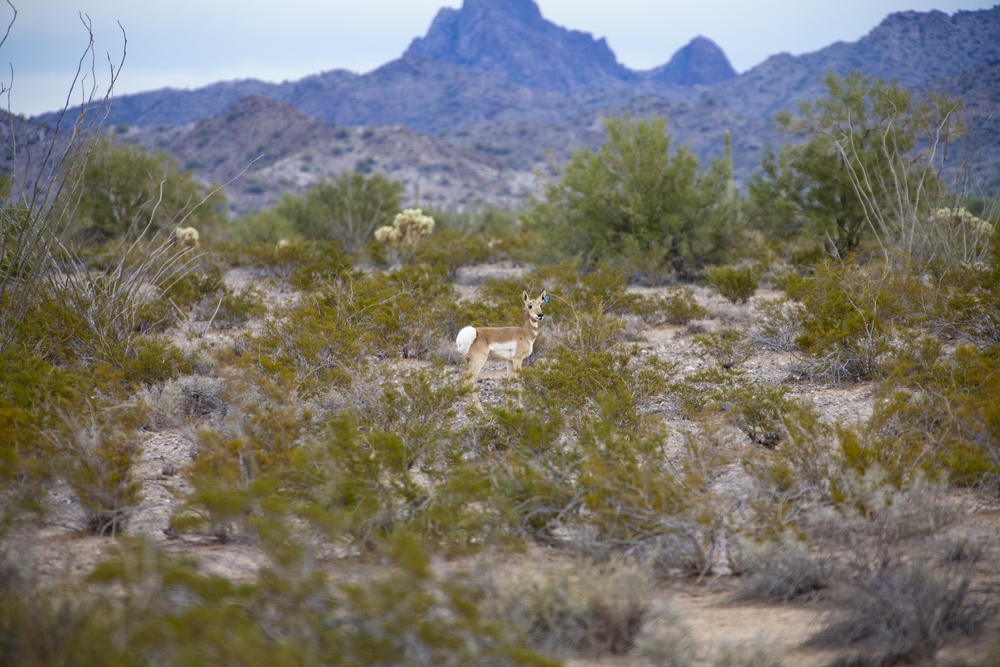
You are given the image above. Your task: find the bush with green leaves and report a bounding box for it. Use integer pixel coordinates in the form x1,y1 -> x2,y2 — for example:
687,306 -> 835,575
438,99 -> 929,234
692,328 -> 756,370
235,263 -> 458,396
523,114 -> 735,280
786,260 -> 918,382
0,534 -> 559,667
276,172 -> 404,255
68,138 -> 227,245
50,399 -> 146,536
645,286 -> 710,325
229,208 -> 300,244
0,350 -> 84,537
523,344 -> 673,436
485,557 -> 654,657
705,265 -> 758,304
872,340 -> 1000,488
752,297 -> 804,353
746,72 -> 963,263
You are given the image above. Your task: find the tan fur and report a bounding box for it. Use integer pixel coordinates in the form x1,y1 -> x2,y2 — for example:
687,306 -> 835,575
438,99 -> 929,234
456,290 -> 547,412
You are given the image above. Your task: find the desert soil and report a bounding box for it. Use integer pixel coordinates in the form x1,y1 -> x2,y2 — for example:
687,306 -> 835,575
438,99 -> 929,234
21,262 -> 1000,666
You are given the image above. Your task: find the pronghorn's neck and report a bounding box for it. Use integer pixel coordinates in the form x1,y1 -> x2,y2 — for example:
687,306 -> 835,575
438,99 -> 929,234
522,306 -> 540,339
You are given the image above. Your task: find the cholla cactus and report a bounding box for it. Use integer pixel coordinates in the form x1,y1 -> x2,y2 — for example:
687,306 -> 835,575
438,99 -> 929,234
172,226 -> 200,247
934,207 -> 993,235
375,208 -> 435,259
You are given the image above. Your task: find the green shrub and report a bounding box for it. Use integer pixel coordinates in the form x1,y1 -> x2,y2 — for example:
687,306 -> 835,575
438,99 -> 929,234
649,287 -> 710,325
524,344 -> 673,436
0,351 -> 82,535
705,265 -> 758,304
752,297 -> 804,352
873,342 -> 1000,488
788,261 -> 915,381
197,285 -> 267,329
486,557 -> 653,656
414,227 -> 493,277
52,399 -> 146,536
523,114 -> 734,279
160,265 -> 227,313
692,328 -> 756,370
229,209 -> 299,244
2,534 -> 558,667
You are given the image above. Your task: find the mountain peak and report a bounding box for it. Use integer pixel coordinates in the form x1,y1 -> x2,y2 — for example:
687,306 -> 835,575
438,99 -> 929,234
404,0 -> 630,91
648,36 -> 737,86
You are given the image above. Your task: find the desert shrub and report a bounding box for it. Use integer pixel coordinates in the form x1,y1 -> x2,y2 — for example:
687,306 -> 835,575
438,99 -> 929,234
414,226 -> 493,277
486,557 -> 653,656
159,264 -> 226,313
670,367 -> 795,448
14,534 -> 556,667
752,297 -> 804,352
0,559 -> 120,667
523,343 -> 673,435
141,375 -> 228,430
236,264 -> 456,395
705,265 -> 758,304
229,208 -> 299,244
932,532 -> 991,567
196,284 -> 267,329
551,410 -> 735,571
807,562 -> 981,661
693,328 -> 756,370
787,260 -> 917,381
343,364 -> 462,468
713,641 -> 785,667
646,286 -> 710,325
729,537 -> 831,602
67,139 -> 227,244
939,245 -> 1000,344
12,238 -> 194,395
49,399 -> 146,536
467,404 -> 578,540
727,381 -> 797,448
276,172 -> 403,255
872,342 -> 1000,488
523,114 -> 734,280
225,239 -> 354,288
0,351 -> 83,535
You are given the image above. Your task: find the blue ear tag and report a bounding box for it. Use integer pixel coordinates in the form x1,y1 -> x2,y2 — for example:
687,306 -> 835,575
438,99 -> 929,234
544,295 -> 550,303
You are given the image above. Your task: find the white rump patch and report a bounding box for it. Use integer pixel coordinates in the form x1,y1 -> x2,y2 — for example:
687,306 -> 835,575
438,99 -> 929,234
456,326 -> 477,355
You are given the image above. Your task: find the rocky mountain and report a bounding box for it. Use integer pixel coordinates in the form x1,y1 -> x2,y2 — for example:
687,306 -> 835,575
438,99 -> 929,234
403,0 -> 632,91
17,1 -> 1000,215
647,36 -> 737,87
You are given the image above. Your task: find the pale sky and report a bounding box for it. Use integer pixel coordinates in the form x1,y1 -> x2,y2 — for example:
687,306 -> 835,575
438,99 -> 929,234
3,0 -> 996,117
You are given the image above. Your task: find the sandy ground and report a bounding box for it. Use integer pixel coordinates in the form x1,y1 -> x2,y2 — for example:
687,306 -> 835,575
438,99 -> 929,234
22,262 -> 1000,666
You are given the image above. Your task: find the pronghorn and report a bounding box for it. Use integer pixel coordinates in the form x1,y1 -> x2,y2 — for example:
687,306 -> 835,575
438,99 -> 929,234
456,290 -> 548,411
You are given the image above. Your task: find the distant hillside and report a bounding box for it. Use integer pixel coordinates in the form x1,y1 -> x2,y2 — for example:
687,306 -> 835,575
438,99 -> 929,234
19,1 -> 1000,215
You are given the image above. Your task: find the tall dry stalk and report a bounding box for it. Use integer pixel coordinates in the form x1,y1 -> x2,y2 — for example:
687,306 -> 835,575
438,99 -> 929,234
0,5 -> 125,350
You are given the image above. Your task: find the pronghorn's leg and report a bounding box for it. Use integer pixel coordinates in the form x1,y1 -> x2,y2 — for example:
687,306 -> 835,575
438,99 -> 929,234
464,349 -> 489,412
511,357 -> 525,406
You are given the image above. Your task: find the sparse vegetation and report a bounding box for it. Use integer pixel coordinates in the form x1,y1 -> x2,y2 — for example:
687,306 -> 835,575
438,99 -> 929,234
2,15 -> 999,664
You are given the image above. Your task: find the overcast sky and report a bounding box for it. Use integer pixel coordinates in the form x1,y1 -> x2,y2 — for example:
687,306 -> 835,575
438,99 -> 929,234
4,0 -> 995,117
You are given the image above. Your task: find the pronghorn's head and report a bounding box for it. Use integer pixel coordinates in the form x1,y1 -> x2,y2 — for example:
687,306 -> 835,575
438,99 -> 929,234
522,290 -> 547,322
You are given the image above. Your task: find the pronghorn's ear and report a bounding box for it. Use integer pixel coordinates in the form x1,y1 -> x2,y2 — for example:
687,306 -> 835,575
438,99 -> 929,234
522,290 -> 529,303
539,290 -> 548,302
